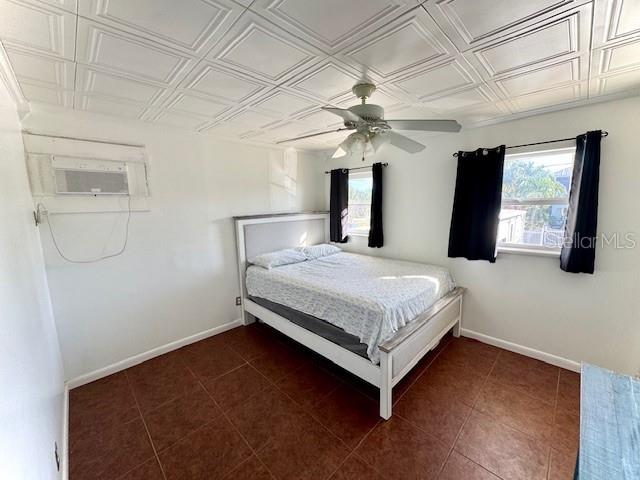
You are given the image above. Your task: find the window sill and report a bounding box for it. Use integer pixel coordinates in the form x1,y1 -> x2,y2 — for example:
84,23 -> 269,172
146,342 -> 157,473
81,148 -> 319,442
347,232 -> 369,238
497,246 -> 560,258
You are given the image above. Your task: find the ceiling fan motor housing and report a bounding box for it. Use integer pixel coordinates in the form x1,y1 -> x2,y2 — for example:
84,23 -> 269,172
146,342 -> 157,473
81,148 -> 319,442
348,103 -> 384,122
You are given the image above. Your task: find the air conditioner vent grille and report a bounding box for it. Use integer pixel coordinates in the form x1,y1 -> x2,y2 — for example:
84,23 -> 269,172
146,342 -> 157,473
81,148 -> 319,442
54,169 -> 129,195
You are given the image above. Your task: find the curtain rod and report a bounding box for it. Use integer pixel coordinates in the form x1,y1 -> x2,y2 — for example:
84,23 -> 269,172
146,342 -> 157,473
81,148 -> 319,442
324,162 -> 388,174
452,131 -> 609,157
22,130 -> 145,148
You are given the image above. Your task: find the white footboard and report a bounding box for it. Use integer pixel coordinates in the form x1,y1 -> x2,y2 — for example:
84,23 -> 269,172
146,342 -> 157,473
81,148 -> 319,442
378,287 -> 464,419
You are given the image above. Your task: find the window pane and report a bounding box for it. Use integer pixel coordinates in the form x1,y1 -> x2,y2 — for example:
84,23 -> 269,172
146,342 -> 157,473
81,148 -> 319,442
347,173 -> 372,235
498,205 -> 567,248
502,149 -> 574,200
348,176 -> 372,203
347,204 -> 371,235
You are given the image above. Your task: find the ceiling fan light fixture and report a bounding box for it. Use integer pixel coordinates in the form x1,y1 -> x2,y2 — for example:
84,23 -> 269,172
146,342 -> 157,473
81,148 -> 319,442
369,132 -> 390,152
345,132 -> 367,153
331,144 -> 348,158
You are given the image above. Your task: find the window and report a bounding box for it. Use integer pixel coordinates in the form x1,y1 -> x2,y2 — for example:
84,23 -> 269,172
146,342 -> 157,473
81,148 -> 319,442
346,171 -> 372,236
498,147 -> 575,253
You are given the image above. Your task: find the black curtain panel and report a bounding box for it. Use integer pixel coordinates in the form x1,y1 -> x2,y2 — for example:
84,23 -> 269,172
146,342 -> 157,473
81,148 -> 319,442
560,130 -> 602,274
368,162 -> 384,248
448,145 -> 506,262
329,168 -> 349,243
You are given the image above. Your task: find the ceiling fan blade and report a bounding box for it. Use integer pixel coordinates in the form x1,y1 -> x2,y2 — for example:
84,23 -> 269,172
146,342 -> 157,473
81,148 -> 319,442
388,131 -> 426,154
385,119 -> 462,132
276,127 -> 349,144
321,107 -> 362,123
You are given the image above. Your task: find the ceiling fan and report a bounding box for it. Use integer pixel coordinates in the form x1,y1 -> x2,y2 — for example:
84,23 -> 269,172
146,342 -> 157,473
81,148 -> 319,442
277,83 -> 462,159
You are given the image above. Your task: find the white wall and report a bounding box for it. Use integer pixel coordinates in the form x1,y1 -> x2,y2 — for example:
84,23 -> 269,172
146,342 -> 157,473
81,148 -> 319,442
22,105 -> 325,381
0,96 -> 65,476
322,96 -> 640,376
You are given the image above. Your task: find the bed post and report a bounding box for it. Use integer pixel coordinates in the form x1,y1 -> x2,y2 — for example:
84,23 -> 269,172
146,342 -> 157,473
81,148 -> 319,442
379,351 -> 392,420
452,295 -> 462,337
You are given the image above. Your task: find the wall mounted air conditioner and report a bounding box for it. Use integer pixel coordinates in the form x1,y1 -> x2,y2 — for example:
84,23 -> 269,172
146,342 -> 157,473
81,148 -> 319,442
52,156 -> 130,195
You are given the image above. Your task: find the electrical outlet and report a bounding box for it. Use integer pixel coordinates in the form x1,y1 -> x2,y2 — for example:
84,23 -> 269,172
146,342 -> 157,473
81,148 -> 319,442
235,297 -> 241,306
54,442 -> 60,471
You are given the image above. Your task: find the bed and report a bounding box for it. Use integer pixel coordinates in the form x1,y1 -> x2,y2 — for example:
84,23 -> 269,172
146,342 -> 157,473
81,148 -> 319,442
235,212 -> 465,419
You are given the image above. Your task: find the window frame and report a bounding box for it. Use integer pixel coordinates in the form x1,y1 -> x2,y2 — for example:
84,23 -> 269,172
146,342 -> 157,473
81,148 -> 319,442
497,147 -> 575,257
346,170 -> 373,237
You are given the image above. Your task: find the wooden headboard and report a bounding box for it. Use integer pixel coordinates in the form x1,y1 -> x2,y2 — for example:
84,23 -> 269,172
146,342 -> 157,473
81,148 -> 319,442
234,212 -> 329,323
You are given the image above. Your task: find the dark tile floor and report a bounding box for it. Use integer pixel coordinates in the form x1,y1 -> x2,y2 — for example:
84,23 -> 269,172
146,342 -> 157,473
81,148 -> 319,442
69,323 -> 580,480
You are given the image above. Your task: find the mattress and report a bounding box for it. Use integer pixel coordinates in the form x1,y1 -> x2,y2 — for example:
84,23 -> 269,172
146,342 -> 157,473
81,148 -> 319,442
246,252 -> 455,363
249,295 -> 369,359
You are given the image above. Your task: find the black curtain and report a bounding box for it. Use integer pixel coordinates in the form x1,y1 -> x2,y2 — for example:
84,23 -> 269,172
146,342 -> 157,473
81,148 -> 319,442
329,168 -> 349,243
448,145 -> 505,262
560,130 -> 602,274
368,162 -> 384,248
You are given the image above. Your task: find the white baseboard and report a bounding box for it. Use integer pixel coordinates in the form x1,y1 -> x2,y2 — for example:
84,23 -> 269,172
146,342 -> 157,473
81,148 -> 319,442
66,318 -> 243,389
461,328 -> 581,373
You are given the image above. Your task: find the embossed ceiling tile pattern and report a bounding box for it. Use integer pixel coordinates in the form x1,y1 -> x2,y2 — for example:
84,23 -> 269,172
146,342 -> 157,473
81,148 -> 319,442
20,81 -> 72,106
165,91 -> 232,118
184,62 -> 269,103
493,58 -> 580,97
152,110 -> 211,130
0,0 -> 76,59
423,0 -> 578,51
207,10 -> 323,83
36,0 -> 76,13
453,100 -> 511,123
508,82 -> 586,112
76,65 -> 169,106
287,59 -> 364,102
593,38 -> 640,75
590,68 -> 640,96
250,0 -> 413,54
76,19 -> 196,85
5,46 -> 74,89
592,0 -> 640,47
392,57 -> 482,101
337,7 -> 456,82
223,107 -> 281,130
78,0 -> 244,56
422,85 -> 496,112
76,94 -> 147,118
252,89 -> 317,118
2,0 -> 640,147
469,5 -> 592,77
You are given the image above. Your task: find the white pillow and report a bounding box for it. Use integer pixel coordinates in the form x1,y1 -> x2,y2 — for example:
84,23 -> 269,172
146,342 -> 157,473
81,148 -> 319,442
249,248 -> 307,269
298,243 -> 342,260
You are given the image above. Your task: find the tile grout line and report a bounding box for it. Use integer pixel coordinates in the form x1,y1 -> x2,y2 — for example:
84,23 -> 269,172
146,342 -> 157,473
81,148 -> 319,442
392,334 -> 454,407
241,337 -> 370,457
325,418 -> 383,480
185,360 -> 280,480
267,366 -> 355,453
433,349 -> 502,479
546,367 -> 562,479
122,370 -> 169,480
310,335 -> 454,479
240,344 -> 374,479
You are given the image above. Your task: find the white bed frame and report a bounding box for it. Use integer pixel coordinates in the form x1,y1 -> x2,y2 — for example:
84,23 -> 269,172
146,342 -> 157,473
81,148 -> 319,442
235,212 -> 464,419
